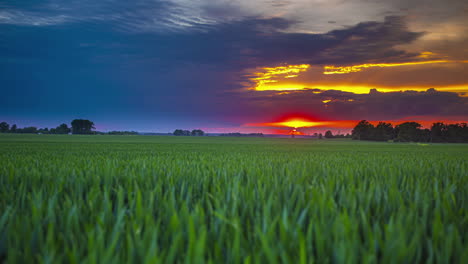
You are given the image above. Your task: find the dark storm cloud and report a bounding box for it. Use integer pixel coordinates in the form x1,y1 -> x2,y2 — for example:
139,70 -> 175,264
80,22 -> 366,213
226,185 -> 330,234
239,88 -> 468,121
162,15 -> 424,67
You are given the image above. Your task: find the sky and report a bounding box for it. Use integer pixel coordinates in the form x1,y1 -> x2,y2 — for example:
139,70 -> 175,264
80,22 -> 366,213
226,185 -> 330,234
1,0 -> 468,133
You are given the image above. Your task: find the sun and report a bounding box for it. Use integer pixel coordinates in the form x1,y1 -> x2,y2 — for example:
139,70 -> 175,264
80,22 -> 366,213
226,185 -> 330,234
273,118 -> 328,128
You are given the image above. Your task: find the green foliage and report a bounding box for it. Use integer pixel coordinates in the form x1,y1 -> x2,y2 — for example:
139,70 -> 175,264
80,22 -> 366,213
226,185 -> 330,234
0,135 -> 467,263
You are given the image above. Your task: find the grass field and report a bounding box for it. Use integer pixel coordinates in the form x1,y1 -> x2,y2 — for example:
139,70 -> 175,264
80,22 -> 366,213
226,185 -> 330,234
1,134 -> 467,263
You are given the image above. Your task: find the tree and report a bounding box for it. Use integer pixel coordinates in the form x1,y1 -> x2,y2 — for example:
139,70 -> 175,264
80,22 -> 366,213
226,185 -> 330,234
71,119 -> 95,134
10,124 -> 17,133
318,133 -> 323,139
191,129 -> 205,136
374,122 -> 394,141
55,123 -> 71,134
446,123 -> 466,143
0,122 -> 9,133
324,130 -> 333,138
395,122 -> 422,142
173,129 -> 190,136
352,120 -> 374,140
38,128 -> 49,134
17,127 -> 38,134
430,122 -> 447,142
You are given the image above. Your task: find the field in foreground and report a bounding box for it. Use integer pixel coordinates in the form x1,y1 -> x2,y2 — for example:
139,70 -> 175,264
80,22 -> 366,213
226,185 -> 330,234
0,134 -> 467,263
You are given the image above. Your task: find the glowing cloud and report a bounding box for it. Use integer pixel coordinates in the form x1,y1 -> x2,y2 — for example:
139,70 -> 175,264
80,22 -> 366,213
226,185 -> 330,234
323,59 -> 467,74
249,59 -> 468,94
250,64 -> 310,90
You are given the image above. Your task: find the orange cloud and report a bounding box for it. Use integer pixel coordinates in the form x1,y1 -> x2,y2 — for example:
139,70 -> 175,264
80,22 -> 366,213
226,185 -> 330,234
323,59 -> 468,74
248,59 -> 468,94
249,64 -> 310,90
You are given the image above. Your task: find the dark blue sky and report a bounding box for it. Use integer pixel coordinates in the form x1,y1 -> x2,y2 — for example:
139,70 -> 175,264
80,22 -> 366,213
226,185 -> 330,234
1,0 -> 467,132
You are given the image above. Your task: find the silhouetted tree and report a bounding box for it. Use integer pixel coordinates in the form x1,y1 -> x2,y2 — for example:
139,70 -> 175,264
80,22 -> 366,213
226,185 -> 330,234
0,122 -> 9,133
352,120 -> 374,140
38,128 -> 49,134
395,122 -> 422,142
324,130 -> 333,138
10,124 -> 17,133
173,129 -> 190,136
71,119 -> 95,134
318,133 -> 323,139
191,129 -> 205,136
374,122 -> 394,141
351,120 -> 468,143
446,123 -> 468,143
17,127 -> 38,134
55,123 -> 71,134
107,131 -> 138,135
430,122 -> 446,142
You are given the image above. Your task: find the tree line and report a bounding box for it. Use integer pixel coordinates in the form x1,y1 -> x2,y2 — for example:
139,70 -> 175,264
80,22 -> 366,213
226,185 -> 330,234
173,129 -> 205,136
352,120 -> 468,143
0,119 -> 95,134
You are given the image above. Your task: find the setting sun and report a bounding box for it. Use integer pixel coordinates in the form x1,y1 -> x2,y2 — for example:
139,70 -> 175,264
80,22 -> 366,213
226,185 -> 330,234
271,119 -> 328,128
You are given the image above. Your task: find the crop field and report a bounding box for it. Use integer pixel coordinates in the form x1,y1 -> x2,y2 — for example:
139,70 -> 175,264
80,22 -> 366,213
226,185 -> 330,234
0,134 -> 467,263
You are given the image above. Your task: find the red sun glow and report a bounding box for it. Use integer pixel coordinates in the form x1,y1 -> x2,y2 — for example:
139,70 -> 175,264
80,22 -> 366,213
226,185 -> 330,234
266,119 -> 329,128
247,116 -> 331,129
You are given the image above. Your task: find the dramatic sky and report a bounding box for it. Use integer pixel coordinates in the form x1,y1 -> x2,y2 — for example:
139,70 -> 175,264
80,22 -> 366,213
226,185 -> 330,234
1,0 -> 468,133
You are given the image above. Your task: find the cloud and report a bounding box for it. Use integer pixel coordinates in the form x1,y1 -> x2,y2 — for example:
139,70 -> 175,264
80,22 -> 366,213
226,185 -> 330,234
0,0 -> 217,32
0,10 -> 71,26
236,88 -> 468,122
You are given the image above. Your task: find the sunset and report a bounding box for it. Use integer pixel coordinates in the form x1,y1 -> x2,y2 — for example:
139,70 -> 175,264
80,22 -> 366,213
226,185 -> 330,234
1,0 -> 467,263
1,0 -> 467,132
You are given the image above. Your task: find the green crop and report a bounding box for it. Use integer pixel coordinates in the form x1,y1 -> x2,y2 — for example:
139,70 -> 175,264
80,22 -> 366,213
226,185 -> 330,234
1,134 -> 467,263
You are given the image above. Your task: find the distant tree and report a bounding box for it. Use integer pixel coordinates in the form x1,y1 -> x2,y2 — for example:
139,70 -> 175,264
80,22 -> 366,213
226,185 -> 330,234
17,127 -> 38,134
445,123 -> 467,143
324,130 -> 333,138
38,128 -> 49,134
0,122 -> 9,133
318,133 -> 323,139
191,129 -> 205,136
55,123 -> 71,134
107,131 -> 138,135
430,122 -> 446,143
374,122 -> 394,141
173,129 -> 190,136
395,122 -> 422,142
219,133 -> 263,137
352,120 -> 374,140
10,124 -> 17,133
71,119 -> 95,134
350,120 -> 468,143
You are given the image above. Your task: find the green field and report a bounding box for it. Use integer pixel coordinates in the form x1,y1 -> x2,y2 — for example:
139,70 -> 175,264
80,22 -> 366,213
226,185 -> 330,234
1,134 -> 467,263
